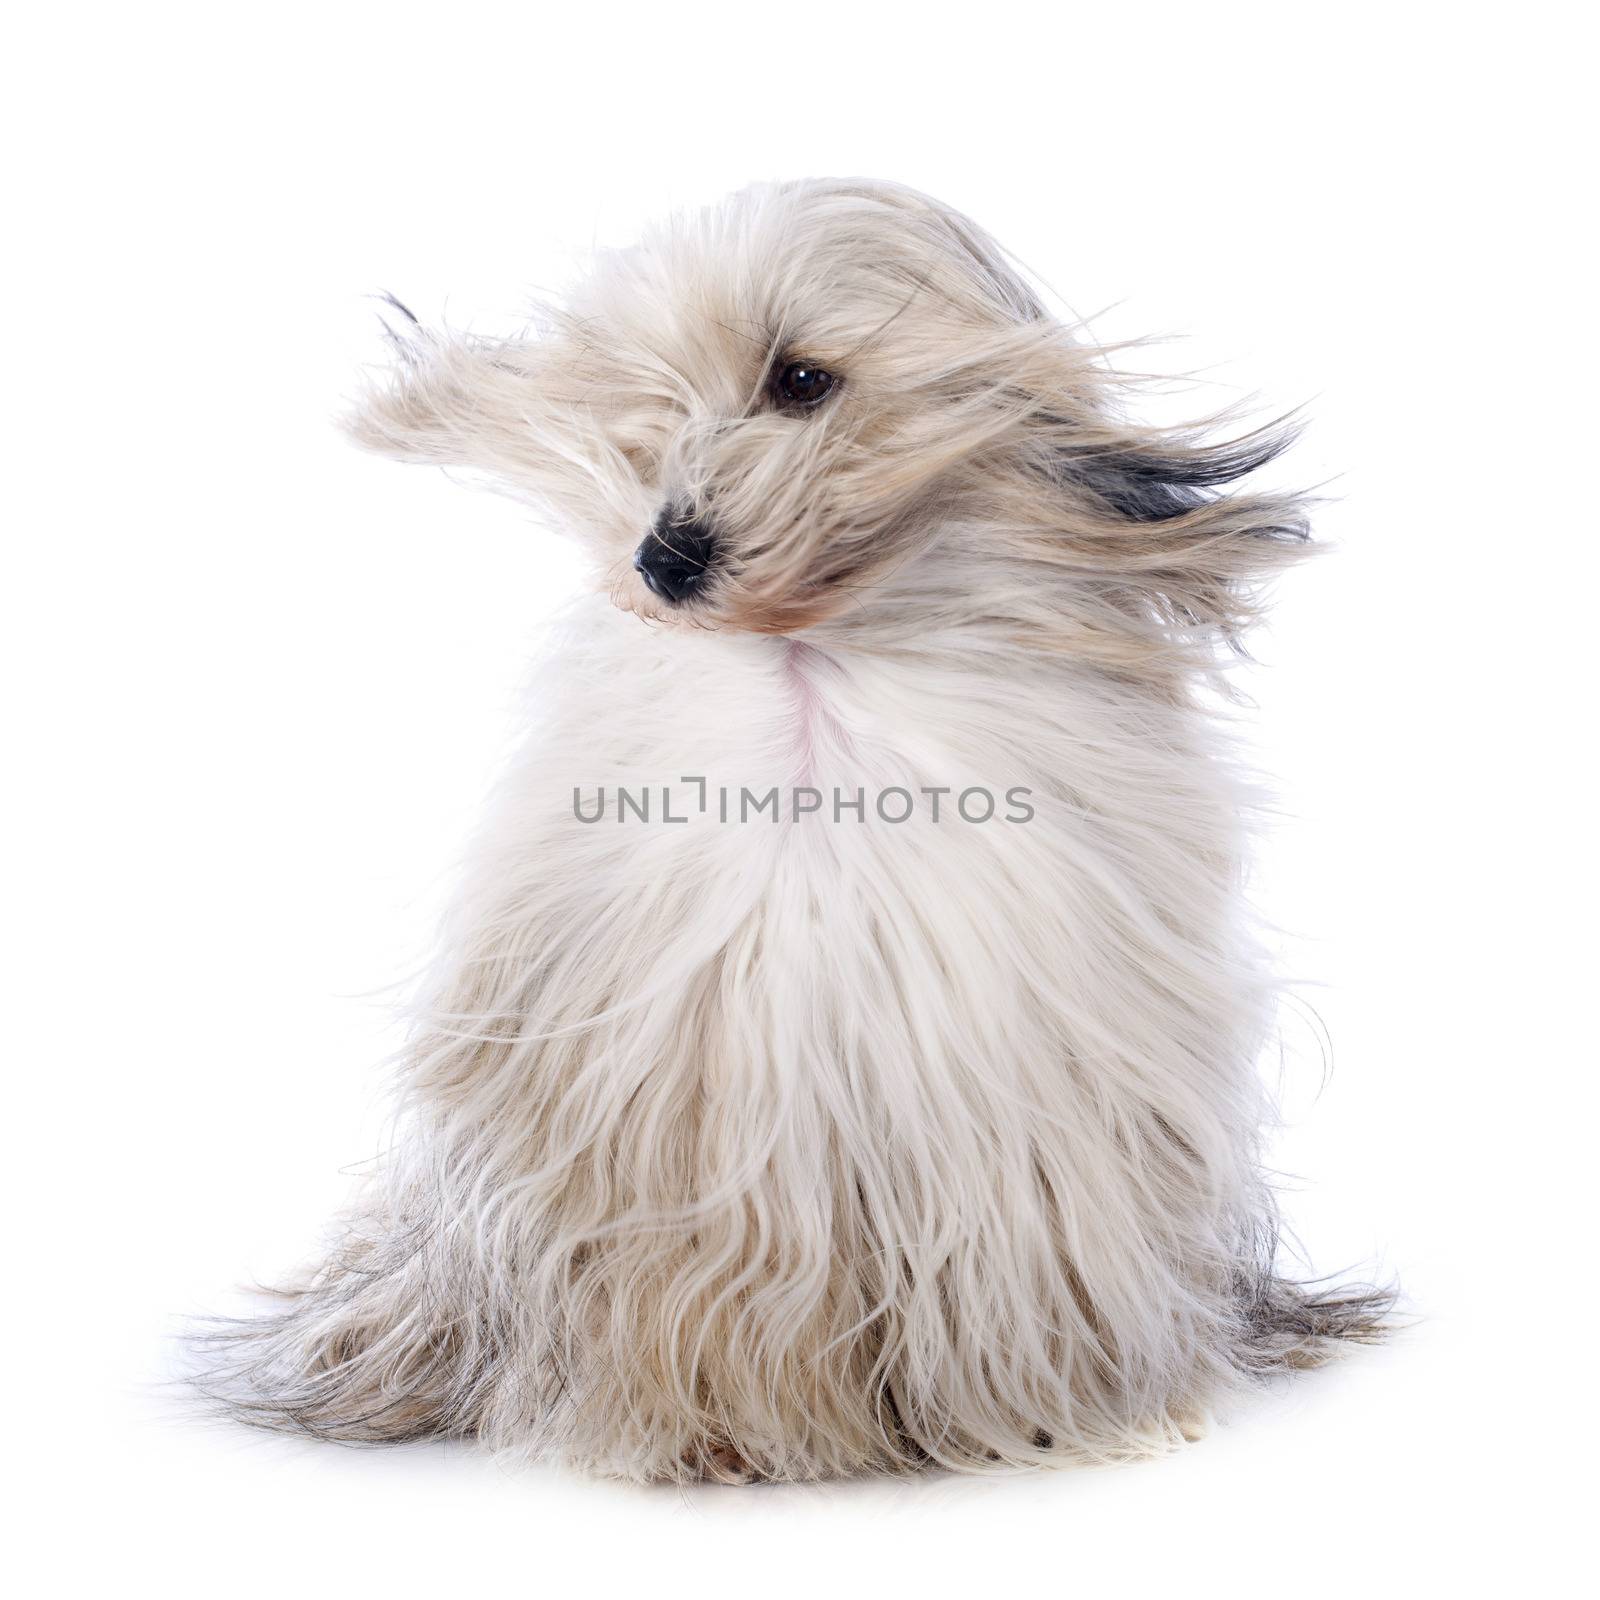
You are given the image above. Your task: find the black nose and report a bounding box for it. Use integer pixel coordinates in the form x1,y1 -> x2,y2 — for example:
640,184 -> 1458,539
634,513 -> 718,603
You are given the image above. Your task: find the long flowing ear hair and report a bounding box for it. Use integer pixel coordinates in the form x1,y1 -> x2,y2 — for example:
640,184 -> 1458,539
1027,378 -> 1313,657
346,295 -> 564,478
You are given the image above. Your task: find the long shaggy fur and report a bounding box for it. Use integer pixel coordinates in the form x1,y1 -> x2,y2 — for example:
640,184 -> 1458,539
192,178 -> 1390,1481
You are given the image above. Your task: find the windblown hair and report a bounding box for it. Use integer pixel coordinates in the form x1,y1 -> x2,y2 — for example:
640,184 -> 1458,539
192,178 -> 1390,1481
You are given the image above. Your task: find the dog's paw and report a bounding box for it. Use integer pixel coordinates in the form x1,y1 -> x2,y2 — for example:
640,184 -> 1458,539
683,1441 -> 761,1485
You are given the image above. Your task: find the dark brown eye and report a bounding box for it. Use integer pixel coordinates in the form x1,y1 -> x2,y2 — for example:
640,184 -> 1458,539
775,360 -> 837,409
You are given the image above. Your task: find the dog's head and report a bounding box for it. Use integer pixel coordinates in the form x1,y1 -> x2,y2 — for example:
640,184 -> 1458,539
353,179 -> 1306,652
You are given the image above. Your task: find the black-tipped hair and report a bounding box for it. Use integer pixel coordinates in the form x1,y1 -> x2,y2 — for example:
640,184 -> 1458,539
1059,424 -> 1304,525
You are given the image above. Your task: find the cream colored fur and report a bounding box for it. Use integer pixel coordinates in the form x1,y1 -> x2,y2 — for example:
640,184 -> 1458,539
193,178 -> 1388,1482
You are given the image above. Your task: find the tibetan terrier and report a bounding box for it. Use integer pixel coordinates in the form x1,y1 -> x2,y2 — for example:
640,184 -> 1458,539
196,178 -> 1389,1482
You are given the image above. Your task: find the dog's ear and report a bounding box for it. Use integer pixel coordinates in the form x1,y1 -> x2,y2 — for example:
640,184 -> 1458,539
1028,406 -> 1313,647
1053,421 -> 1306,530
344,296 -> 544,476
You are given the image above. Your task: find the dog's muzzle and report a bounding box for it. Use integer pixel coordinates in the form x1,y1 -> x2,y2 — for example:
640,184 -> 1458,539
634,512 -> 718,603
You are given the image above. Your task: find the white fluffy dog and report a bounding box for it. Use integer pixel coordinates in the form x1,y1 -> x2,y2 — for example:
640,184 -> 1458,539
197,178 -> 1388,1482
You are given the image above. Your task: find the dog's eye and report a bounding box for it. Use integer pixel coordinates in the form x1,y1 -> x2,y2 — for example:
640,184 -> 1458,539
775,361 -> 837,409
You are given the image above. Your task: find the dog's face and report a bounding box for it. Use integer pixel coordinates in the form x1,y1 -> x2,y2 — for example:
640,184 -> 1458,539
551,182 -> 1056,634
354,179 -> 1304,649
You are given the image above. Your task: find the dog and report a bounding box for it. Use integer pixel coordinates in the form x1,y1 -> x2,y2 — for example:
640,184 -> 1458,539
195,178 -> 1389,1482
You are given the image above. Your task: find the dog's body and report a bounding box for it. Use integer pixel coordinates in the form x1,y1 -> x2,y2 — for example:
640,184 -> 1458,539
198,179 -> 1386,1480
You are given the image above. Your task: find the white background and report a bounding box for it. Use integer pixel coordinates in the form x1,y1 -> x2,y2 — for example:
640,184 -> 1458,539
5,3 -> 1593,1594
